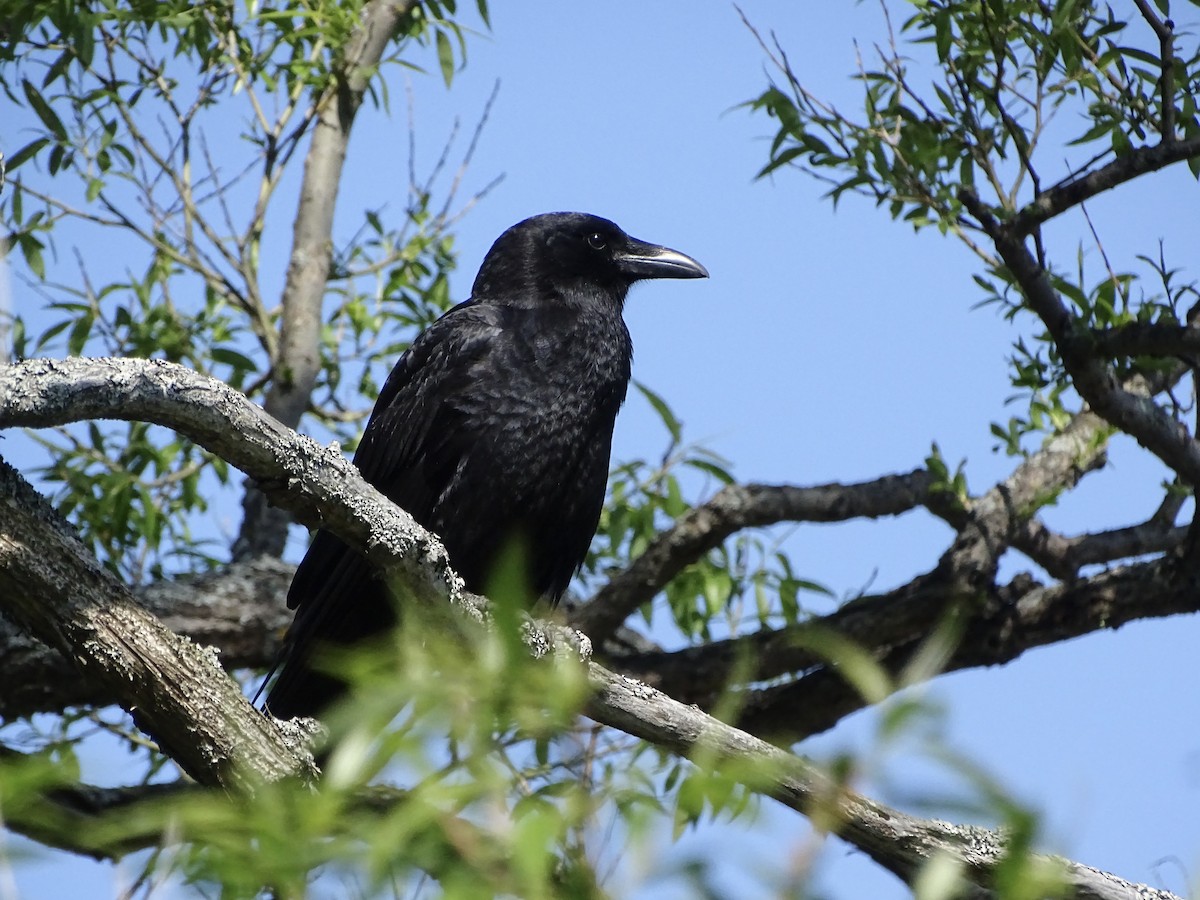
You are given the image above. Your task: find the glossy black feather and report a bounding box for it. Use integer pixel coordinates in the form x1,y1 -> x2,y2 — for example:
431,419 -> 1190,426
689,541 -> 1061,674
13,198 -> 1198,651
264,212 -> 706,719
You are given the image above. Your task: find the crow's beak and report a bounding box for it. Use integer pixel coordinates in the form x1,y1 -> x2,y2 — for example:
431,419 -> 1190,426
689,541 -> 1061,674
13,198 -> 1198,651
616,238 -> 709,280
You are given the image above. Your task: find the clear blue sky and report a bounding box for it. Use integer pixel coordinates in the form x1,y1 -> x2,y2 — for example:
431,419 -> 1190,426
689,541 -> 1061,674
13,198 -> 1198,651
7,2 -> 1200,897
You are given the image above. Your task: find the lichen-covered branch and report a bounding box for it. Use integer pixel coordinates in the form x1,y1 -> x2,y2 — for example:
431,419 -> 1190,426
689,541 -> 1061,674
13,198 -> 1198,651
0,355 -> 1182,897
0,357 -> 464,617
0,556 -> 291,719
0,459 -> 314,789
585,665 -> 1179,900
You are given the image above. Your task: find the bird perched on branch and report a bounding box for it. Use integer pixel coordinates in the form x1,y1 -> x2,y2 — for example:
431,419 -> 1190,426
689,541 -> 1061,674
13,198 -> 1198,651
265,212 -> 707,719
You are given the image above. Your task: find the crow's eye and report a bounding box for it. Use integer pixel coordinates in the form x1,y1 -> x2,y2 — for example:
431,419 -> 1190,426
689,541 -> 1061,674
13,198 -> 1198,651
586,232 -> 607,250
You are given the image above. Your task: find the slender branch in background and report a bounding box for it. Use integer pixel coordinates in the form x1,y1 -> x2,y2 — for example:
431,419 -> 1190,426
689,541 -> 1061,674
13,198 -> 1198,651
0,753 -> 534,894
1004,136 -> 1200,236
727,557 -> 1200,743
238,0 -> 419,559
1131,0 -> 1176,141
0,748 -> 193,861
1016,515 -> 1185,581
960,188 -> 1200,486
579,398 -> 1115,648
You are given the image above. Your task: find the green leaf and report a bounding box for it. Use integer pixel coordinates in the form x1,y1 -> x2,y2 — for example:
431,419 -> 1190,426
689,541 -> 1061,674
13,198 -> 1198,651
633,380 -> 682,444
435,28 -> 454,87
18,234 -> 45,279
210,347 -> 258,372
685,458 -> 735,485
67,310 -> 96,355
5,138 -> 49,173
21,79 -> 67,141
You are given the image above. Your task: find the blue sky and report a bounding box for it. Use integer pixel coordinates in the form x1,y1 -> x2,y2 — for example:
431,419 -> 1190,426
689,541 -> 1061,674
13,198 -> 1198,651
6,2 -> 1200,897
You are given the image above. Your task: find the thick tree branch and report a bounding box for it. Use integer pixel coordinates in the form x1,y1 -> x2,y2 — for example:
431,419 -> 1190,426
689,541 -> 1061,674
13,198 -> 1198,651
5,358 -> 1182,746
1015,516 -> 1185,580
0,356 -> 1180,897
1092,321 -> 1200,360
732,558 -> 1200,743
0,556 -> 291,719
0,764 -> 544,893
931,407 -> 1108,595
570,471 -> 939,642
0,357 -> 467,620
0,747 -> 192,861
0,459 -> 314,789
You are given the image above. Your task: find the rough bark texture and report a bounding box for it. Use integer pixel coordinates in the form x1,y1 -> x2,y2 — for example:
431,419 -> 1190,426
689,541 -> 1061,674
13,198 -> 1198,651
0,460 -> 315,790
0,556 -> 291,719
0,357 -> 463,614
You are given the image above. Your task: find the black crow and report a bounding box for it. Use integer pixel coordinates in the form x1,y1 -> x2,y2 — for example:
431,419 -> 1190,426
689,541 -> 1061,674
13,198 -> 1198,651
265,212 -> 707,719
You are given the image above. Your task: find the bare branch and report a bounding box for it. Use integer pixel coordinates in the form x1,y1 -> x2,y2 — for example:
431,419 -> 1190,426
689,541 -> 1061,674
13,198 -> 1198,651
932,408 -> 1109,592
570,471 -> 938,642
1131,0 -> 1176,140
1015,515 -> 1185,580
1005,136 -> 1200,237
1092,321 -> 1200,360
732,557 -> 1200,744
0,556 -> 291,719
0,458 -> 313,789
585,663 -> 1180,900
0,751 -> 192,861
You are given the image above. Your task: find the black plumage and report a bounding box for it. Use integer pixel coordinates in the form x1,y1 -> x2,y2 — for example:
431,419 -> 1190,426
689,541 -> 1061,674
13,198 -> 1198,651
265,212 -> 707,719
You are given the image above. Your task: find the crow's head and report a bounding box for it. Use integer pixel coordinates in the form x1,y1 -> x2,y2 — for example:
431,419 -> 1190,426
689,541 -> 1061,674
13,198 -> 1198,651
472,212 -> 707,304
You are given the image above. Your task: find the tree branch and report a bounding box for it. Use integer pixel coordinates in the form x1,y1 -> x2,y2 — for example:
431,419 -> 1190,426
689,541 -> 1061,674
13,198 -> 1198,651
1091,321 -> 1200,360
730,558 -> 1200,743
585,665 -> 1180,900
1004,136 -> 1200,237
960,188 -> 1200,486
1131,0 -> 1176,140
930,406 -> 1108,594
0,458 -> 314,789
0,357 -> 466,618
241,0 -> 419,559
0,355 -> 1181,897
0,555 -> 291,719
570,471 -> 939,642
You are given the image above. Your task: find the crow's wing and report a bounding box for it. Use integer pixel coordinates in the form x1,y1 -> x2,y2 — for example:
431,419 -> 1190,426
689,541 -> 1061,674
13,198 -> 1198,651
264,301 -> 505,717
